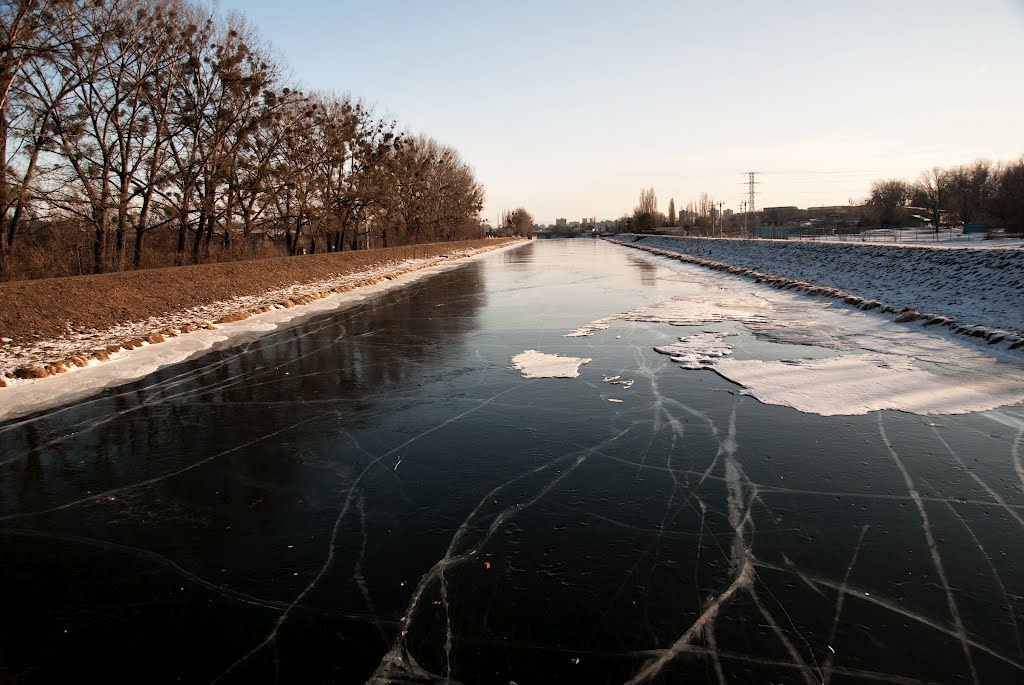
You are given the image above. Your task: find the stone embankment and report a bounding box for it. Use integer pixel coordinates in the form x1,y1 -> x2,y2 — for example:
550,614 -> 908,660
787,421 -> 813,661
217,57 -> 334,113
0,239 -> 524,386
611,234 -> 1024,352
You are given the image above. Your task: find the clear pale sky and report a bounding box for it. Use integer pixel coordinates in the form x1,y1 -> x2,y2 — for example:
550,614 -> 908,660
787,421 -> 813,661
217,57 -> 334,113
223,0 -> 1024,225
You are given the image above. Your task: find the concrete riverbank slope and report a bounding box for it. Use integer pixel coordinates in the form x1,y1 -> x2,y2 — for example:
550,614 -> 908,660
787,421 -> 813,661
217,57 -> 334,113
612,234 -> 1024,351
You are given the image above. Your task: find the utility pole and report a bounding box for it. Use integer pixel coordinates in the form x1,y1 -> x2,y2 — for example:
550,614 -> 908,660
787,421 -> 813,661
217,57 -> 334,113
716,201 -> 724,237
741,201 -> 747,237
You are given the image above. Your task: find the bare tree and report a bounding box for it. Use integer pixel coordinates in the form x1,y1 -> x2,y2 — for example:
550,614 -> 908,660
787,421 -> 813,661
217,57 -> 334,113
864,179 -> 910,226
667,197 -> 675,227
912,167 -> 950,229
1,0 -> 489,281
946,160 -> 991,225
989,157 -> 1024,233
500,207 -> 533,236
0,0 -> 88,276
42,0 -> 181,273
633,187 -> 657,231
694,192 -> 714,229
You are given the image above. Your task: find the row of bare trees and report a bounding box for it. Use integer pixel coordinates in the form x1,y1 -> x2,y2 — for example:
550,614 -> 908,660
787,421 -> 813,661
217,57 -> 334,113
623,187 -> 719,232
864,157 -> 1024,230
0,0 -> 485,280
497,207 -> 534,236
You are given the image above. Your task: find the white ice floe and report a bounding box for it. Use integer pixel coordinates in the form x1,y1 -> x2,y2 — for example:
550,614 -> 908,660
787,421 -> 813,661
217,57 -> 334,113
715,354 -> 1024,416
564,316 -> 616,337
625,294 -> 771,328
565,293 -> 771,341
510,350 -> 591,379
654,332 -> 736,370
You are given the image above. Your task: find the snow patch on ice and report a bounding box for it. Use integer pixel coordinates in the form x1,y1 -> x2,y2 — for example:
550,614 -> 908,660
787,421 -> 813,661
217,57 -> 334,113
713,354 -> 1024,416
624,295 -> 771,328
564,293 -> 770,340
564,316 -> 615,337
511,350 -> 591,379
654,332 -> 736,370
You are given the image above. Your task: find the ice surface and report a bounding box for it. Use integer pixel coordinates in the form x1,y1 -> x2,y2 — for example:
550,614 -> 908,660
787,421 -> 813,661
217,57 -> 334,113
4,239 -> 1024,684
510,350 -> 592,378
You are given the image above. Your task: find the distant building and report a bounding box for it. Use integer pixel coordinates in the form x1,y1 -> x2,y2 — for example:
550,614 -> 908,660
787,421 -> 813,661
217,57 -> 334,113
807,205 -> 862,225
555,218 -> 567,228
763,206 -> 802,226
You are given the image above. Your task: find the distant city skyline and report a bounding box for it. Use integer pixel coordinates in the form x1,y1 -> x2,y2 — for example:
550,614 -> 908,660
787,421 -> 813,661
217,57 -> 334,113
226,0 -> 1024,225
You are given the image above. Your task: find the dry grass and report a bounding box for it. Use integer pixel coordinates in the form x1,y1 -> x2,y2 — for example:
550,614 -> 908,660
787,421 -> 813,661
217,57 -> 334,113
0,239 -> 513,347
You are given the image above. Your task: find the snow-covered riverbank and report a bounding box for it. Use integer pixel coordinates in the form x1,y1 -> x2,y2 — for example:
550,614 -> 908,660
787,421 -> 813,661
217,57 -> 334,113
612,234 -> 1024,351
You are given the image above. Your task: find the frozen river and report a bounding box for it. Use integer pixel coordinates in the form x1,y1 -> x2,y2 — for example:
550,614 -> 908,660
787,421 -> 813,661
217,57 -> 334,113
2,239 -> 1024,683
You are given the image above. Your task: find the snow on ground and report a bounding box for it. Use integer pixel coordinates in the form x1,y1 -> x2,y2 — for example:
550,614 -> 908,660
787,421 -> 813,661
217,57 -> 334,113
791,227 -> 1024,249
567,248 -> 1024,416
510,350 -> 592,379
615,234 -> 1024,348
0,242 -> 525,421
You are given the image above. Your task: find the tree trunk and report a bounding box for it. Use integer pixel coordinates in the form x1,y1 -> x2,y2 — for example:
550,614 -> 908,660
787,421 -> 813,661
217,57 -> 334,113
291,214 -> 303,256
223,194 -> 234,249
175,195 -> 191,267
191,205 -> 205,263
115,194 -> 129,272
132,225 -> 146,269
0,105 -> 9,279
241,204 -> 253,239
92,209 -> 106,275
8,137 -> 42,256
133,186 -> 157,270
203,210 -> 215,256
